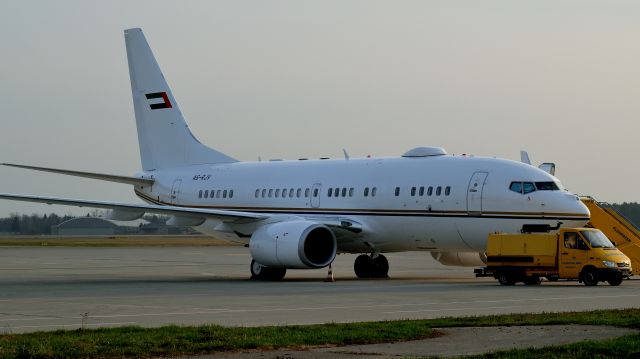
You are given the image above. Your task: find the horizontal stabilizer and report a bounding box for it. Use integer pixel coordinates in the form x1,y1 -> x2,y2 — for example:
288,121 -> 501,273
2,163 -> 154,187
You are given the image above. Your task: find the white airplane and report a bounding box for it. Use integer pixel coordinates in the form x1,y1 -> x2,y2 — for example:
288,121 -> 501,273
0,28 -> 590,280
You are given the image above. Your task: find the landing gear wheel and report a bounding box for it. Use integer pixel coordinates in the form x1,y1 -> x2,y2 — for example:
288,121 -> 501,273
607,273 -> 623,286
581,268 -> 599,286
497,271 -> 516,286
372,255 -> 389,278
250,259 -> 287,281
523,276 -> 542,285
354,255 -> 374,278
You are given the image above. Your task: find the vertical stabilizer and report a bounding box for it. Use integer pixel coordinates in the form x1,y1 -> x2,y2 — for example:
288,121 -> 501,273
124,28 -> 237,171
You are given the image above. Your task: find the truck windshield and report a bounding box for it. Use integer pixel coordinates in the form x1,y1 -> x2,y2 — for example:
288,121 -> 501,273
580,230 -> 615,248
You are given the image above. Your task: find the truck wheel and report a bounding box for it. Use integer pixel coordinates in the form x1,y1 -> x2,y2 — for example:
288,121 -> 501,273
581,268 -> 599,286
607,273 -> 623,286
524,276 -> 542,285
545,276 -> 559,282
498,272 -> 516,286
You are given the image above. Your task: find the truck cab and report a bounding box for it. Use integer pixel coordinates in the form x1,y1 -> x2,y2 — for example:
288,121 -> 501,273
559,228 -> 632,285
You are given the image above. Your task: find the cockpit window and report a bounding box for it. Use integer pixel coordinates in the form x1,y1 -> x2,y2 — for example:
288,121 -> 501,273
535,182 -> 559,191
523,182 -> 536,194
509,181 -> 536,194
509,182 -> 523,194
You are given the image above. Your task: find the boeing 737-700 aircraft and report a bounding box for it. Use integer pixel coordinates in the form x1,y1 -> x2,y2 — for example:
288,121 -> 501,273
0,28 -> 590,280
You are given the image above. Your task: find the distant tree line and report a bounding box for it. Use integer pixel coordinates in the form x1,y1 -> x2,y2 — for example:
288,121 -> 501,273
609,202 -> 640,228
0,212 -> 169,235
0,213 -> 74,235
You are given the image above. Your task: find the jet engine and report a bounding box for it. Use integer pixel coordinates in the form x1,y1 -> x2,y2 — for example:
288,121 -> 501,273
250,221 -> 337,269
431,251 -> 487,267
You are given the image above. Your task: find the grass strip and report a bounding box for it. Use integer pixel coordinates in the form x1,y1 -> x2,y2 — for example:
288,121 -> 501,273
1,308 -> 639,359
461,333 -> 640,359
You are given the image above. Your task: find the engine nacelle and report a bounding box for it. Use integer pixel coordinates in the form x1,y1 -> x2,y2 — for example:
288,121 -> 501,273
250,221 -> 337,269
431,251 -> 487,267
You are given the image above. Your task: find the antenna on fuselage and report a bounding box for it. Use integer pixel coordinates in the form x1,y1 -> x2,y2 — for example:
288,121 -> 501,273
343,148 -> 350,160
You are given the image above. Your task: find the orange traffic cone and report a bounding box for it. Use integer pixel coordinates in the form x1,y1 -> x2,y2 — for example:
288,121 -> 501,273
324,263 -> 335,282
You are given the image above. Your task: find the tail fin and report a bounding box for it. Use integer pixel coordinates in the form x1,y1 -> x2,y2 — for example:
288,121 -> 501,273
124,28 -> 236,171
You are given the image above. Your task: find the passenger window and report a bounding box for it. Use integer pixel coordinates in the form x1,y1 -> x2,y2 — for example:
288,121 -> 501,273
275,189 -> 280,197
282,189 -> 287,198
262,189 -> 266,198
217,190 -> 221,198
445,186 -> 451,196
372,187 -> 377,196
436,186 -> 442,196
198,190 -> 203,198
305,188 -> 310,197
223,190 -> 228,198
328,188 -> 332,197
297,188 -> 302,198
204,190 -> 209,199
395,187 -> 400,196
523,182 -> 536,194
255,189 -> 259,198
289,189 -> 294,197
419,187 -> 424,196
334,188 -> 340,197
341,188 -> 347,197
509,182 -> 523,194
268,189 -> 273,198
364,187 -> 369,197
427,186 -> 433,196
349,188 -> 354,197
229,190 -> 234,198
411,187 -> 416,196
313,188 -> 319,197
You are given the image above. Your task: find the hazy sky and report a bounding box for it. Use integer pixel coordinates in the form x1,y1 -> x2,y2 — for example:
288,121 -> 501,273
1,1 -> 639,217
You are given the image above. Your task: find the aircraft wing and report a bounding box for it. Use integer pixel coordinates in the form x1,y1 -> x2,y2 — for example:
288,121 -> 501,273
0,193 -> 267,223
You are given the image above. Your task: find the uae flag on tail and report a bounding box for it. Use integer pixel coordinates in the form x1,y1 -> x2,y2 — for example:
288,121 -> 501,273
145,92 -> 172,110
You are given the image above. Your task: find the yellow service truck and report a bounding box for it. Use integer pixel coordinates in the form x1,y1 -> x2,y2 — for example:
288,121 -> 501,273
475,228 -> 633,286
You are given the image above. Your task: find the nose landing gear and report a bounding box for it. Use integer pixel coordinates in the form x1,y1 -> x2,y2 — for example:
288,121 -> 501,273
354,254 -> 389,278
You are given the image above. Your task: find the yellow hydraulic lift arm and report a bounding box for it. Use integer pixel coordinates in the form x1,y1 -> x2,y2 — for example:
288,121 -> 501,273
581,197 -> 640,271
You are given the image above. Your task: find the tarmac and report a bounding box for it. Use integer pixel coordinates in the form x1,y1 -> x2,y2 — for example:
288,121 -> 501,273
0,245 -> 639,333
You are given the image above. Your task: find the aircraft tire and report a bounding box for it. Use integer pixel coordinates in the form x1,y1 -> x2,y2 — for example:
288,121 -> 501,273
354,255 -> 374,278
372,255 -> 389,278
250,259 -> 286,281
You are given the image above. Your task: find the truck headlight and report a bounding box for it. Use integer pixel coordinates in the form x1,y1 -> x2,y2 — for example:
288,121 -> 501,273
602,261 -> 616,268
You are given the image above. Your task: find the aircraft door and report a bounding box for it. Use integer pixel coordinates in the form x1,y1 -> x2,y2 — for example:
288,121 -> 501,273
311,183 -> 321,208
170,179 -> 182,205
467,171 -> 488,214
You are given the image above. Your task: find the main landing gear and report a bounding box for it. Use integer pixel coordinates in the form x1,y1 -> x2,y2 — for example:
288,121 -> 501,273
354,254 -> 389,278
250,259 -> 287,281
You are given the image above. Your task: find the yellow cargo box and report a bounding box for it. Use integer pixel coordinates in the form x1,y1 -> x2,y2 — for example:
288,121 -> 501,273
487,233 -> 557,267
